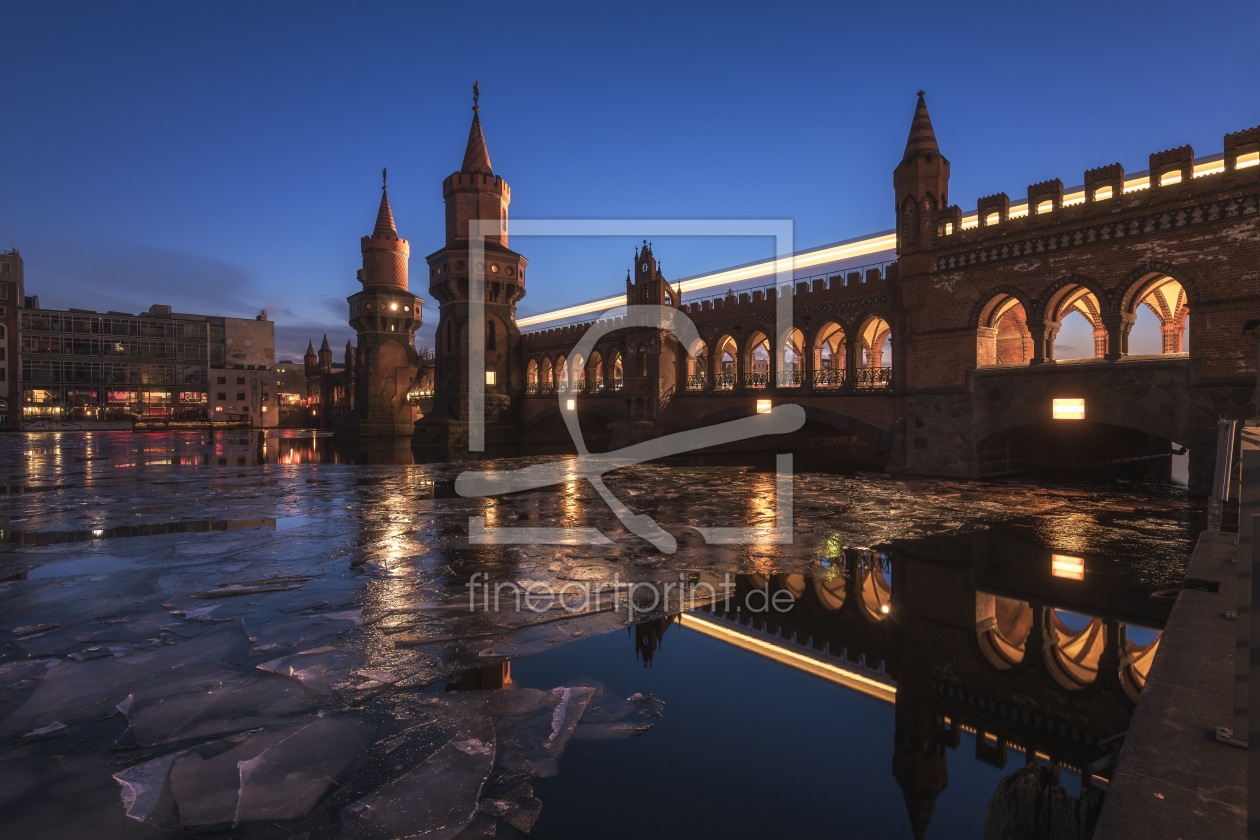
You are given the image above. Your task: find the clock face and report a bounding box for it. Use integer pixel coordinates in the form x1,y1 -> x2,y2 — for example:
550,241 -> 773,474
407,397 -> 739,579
640,263 -> 649,273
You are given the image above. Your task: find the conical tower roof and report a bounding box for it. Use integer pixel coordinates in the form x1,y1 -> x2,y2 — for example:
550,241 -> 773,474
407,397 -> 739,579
902,91 -> 941,162
319,334 -> 331,352
373,189 -> 397,237
461,112 -> 493,175
304,340 -> 316,358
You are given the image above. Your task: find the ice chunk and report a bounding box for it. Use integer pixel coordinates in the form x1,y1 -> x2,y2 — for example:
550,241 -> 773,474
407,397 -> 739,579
494,687 -> 595,779
12,623 -> 60,635
113,747 -> 193,825
170,731 -> 291,826
20,721 -> 67,742
339,717 -> 495,840
572,686 -> 665,740
235,715 -> 376,822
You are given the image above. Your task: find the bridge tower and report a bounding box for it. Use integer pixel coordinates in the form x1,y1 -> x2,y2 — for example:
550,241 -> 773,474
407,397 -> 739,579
610,241 -> 683,443
413,85 -> 528,457
336,172 -> 422,438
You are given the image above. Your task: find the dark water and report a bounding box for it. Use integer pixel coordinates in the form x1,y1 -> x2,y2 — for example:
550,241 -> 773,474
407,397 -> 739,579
0,430 -> 1198,839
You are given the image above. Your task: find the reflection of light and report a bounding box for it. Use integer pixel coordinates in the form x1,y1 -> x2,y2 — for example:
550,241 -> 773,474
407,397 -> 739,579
880,604 -> 889,614
1052,554 -> 1085,580
1052,398 -> 1084,419
92,529 -> 104,537
679,613 -> 896,703
756,399 -> 771,414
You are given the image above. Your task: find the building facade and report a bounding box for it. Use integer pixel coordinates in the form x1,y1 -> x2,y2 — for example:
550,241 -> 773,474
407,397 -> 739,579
0,250 -> 25,429
18,300 -> 277,430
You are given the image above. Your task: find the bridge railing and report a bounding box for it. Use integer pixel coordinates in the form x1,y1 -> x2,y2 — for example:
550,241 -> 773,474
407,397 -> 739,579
714,374 -> 735,390
744,372 -> 769,389
776,371 -> 803,388
854,367 -> 892,388
612,378 -> 624,392
686,375 -> 706,391
813,369 -> 845,388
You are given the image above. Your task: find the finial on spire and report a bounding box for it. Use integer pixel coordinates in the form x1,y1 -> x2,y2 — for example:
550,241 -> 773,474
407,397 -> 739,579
473,80 -> 480,113
382,167 -> 387,190
917,90 -> 925,98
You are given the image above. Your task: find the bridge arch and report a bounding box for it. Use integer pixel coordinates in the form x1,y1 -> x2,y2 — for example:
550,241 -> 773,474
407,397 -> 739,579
519,399 -> 626,433
743,329 -> 771,389
1118,262 -> 1197,355
712,334 -> 738,390
811,320 -> 848,387
976,593 -> 1033,670
1043,609 -> 1108,691
972,286 -> 1036,366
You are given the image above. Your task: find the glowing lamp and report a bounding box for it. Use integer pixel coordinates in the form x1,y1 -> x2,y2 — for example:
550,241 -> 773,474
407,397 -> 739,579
1052,398 -> 1085,420
390,303 -> 398,311
261,407 -> 267,412
1052,554 -> 1085,580
880,605 -> 890,614
565,399 -> 576,411
215,406 -> 223,412
485,371 -> 496,385
756,400 -> 772,414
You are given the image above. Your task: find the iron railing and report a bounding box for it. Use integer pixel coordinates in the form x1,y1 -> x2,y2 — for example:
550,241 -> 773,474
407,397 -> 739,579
714,374 -> 736,390
686,375 -> 707,391
525,382 -> 557,395
813,369 -> 845,388
744,372 -> 769,389
612,378 -> 624,392
854,366 -> 892,387
777,371 -> 803,387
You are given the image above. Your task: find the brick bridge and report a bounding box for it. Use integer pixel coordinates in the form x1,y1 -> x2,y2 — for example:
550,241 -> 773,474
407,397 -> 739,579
415,94 -> 1260,492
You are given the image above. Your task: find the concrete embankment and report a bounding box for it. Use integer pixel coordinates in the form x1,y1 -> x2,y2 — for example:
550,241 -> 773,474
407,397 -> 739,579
1093,528 -> 1245,839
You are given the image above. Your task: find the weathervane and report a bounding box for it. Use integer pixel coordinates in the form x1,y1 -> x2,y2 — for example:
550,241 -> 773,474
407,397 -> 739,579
473,80 -> 480,112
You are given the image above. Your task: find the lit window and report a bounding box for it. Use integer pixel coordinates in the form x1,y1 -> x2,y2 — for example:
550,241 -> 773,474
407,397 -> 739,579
1159,170 -> 1182,186
1052,554 -> 1085,580
985,212 -> 1000,226
261,406 -> 267,412
1094,186 -> 1113,201
485,370 -> 496,385
565,398 -> 576,411
1052,398 -> 1085,420
1036,199 -> 1054,214
756,399 -> 772,414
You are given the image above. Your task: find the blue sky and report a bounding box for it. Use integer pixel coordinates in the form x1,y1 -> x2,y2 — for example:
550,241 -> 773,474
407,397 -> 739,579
1,1 -> 1256,361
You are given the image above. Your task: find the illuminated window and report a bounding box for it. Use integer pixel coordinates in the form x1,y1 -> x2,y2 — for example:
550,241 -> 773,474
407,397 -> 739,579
485,370 -> 496,385
1036,199 -> 1054,214
756,399 -> 772,414
1052,398 -> 1085,420
565,398 -> 576,411
1052,554 -> 1085,580
985,212 -> 1000,226
1238,151 -> 1260,170
1094,186 -> 1113,201
1159,170 -> 1182,186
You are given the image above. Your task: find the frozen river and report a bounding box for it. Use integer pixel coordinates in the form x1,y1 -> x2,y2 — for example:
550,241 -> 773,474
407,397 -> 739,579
0,430 -> 1200,839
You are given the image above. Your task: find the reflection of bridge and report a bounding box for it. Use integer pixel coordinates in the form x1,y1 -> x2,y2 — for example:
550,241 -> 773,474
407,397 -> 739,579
662,536 -> 1162,840
413,91 -> 1260,489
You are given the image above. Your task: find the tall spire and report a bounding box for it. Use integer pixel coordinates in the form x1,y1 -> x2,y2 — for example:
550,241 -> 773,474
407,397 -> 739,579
320,334 -> 331,352
373,168 -> 398,237
305,340 -> 316,358
902,91 -> 941,162
461,81 -> 493,175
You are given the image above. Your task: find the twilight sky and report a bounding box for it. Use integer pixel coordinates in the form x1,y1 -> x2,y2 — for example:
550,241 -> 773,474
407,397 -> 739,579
1,1 -> 1256,362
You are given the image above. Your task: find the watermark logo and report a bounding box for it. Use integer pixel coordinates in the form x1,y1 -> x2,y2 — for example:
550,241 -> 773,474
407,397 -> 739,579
457,219 -> 800,553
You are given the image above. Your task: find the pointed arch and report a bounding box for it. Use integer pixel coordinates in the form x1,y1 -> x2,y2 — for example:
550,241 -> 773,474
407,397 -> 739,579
743,329 -> 770,389
713,334 -> 738,390
811,320 -> 847,388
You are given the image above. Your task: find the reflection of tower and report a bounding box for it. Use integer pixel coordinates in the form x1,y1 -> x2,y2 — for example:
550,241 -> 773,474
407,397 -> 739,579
342,171 -> 422,437
632,615 -> 674,667
413,85 -> 527,457
892,694 -> 948,840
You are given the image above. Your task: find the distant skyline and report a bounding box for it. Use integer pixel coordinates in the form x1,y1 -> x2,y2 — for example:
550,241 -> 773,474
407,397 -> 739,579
1,1 -> 1256,361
